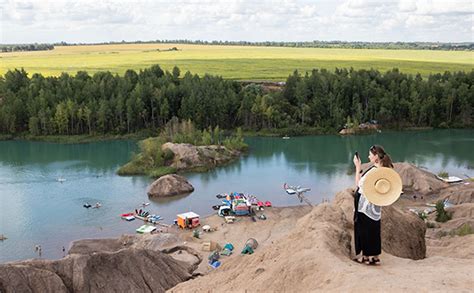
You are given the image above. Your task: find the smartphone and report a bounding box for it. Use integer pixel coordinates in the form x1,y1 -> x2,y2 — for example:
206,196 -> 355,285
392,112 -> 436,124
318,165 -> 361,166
355,151 -> 359,159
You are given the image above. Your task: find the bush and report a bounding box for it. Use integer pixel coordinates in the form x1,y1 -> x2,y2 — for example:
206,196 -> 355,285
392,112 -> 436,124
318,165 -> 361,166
435,200 -> 452,223
437,171 -> 449,178
162,148 -> 175,161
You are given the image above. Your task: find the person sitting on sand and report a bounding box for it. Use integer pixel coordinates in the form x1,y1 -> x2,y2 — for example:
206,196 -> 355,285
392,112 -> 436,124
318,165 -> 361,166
352,145 -> 394,265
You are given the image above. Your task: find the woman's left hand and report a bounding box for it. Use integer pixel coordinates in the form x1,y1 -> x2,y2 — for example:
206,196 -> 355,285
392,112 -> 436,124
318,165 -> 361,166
353,154 -> 361,170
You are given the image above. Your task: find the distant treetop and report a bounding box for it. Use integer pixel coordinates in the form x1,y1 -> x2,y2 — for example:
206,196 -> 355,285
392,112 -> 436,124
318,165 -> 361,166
50,39 -> 474,51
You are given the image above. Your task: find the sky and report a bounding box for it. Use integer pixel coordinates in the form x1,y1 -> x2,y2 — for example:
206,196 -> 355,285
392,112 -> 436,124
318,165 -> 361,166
1,0 -> 473,44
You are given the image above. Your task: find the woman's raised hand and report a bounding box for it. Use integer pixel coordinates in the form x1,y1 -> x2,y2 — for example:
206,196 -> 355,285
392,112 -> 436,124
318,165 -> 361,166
353,154 -> 361,170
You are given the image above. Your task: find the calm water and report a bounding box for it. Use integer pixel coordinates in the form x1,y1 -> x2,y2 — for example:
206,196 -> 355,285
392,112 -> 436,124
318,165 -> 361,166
0,129 -> 473,262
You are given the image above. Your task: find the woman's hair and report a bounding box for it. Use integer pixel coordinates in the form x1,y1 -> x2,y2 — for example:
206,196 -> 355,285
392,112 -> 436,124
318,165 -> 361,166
370,145 -> 394,168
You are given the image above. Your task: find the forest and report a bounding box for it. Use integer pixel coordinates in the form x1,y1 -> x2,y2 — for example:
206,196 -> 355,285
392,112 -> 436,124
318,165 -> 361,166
0,65 -> 472,136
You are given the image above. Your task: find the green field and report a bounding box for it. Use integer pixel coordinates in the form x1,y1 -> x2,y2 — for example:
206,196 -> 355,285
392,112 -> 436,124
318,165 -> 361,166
1,43 -> 473,80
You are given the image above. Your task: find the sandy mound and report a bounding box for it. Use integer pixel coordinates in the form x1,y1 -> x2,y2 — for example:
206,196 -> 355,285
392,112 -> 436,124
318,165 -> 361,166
0,248 -> 193,293
393,162 -> 448,194
147,174 -> 194,197
439,183 -> 474,204
170,203 -> 473,292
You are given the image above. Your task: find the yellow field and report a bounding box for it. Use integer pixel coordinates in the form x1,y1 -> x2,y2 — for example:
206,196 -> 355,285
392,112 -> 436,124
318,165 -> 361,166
1,43 -> 473,80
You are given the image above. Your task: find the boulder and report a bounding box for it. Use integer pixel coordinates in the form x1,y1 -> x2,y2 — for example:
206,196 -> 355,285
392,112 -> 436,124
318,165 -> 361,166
381,205 -> 426,260
333,188 -> 426,259
147,174 -> 194,198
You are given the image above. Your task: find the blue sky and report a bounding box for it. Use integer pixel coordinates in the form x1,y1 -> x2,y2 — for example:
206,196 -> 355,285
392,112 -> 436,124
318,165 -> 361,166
1,0 -> 473,44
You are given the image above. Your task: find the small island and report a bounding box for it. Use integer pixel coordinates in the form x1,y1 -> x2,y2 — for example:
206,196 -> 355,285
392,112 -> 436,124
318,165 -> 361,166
118,118 -> 247,178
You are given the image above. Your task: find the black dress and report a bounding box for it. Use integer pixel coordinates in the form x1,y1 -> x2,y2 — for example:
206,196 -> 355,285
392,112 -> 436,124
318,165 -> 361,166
353,168 -> 382,256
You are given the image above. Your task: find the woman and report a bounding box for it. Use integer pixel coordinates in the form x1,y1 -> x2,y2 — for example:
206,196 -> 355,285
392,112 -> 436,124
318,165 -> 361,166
353,145 -> 394,265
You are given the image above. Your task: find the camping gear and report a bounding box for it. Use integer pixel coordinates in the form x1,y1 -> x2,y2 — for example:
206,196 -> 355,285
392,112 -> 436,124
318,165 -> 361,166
241,245 -> 254,254
265,201 -> 272,207
259,214 -> 267,220
209,261 -> 221,268
202,241 -> 220,252
247,195 -> 259,205
208,251 -> 220,263
202,225 -> 212,232
232,198 -> 251,216
221,243 -> 234,256
224,216 -> 236,223
218,206 -> 232,217
176,212 -> 200,229
224,243 -> 234,251
136,225 -> 156,234
245,238 -> 258,250
362,167 -> 403,206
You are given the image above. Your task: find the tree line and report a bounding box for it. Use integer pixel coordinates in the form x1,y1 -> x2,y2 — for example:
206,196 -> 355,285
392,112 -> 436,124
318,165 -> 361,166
0,65 -> 472,136
55,40 -> 474,51
0,44 -> 54,52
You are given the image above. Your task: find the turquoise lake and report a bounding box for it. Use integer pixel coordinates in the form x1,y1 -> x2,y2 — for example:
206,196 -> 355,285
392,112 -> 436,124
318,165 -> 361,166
0,129 -> 473,262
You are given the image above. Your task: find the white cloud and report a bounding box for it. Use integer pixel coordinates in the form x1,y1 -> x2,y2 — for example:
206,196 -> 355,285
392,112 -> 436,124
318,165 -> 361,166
0,0 -> 472,43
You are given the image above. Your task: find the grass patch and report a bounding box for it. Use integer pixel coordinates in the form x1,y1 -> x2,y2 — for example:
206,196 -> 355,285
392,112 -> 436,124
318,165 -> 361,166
456,223 -> 474,236
437,224 -> 474,238
149,166 -> 177,178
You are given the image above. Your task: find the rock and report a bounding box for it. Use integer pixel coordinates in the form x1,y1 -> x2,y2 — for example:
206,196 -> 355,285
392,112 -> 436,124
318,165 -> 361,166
162,142 -> 239,171
334,188 -> 426,259
147,174 -> 194,197
0,248 -> 193,293
381,205 -> 426,260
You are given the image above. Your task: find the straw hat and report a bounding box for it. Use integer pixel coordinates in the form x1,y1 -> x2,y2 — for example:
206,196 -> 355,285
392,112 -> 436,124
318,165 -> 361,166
362,167 -> 402,206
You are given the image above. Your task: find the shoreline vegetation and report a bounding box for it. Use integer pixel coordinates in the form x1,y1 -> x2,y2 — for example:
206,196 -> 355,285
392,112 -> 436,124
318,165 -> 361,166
1,65 -> 472,142
117,119 -> 247,178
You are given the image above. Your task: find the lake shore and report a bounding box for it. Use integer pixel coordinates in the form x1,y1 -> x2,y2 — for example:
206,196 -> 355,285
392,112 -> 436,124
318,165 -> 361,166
1,163 -> 472,291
